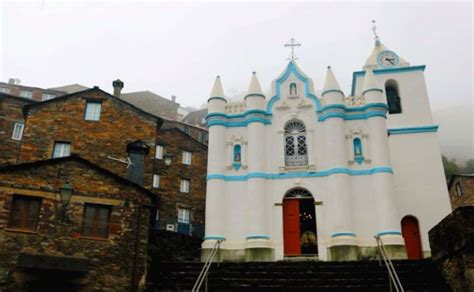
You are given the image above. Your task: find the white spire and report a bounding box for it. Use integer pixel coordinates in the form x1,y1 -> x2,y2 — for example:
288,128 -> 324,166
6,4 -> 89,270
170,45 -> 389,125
210,75 -> 225,98
362,68 -> 382,93
323,66 -> 342,93
246,71 -> 264,96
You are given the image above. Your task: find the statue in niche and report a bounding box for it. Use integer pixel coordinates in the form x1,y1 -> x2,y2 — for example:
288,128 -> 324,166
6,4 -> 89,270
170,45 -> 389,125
289,82 -> 298,97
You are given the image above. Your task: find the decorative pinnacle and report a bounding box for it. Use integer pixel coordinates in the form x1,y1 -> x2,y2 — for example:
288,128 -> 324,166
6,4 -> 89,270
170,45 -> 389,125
372,19 -> 381,46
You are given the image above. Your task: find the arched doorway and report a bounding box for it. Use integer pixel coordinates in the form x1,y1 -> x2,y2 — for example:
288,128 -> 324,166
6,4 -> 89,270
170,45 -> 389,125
401,216 -> 423,259
282,188 -> 317,256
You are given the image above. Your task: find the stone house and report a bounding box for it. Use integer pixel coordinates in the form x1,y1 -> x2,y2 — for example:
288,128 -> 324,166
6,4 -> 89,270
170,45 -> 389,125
0,93 -> 37,166
0,80 -> 66,101
152,128 -> 207,238
0,155 -> 157,291
161,119 -> 208,145
19,87 -> 163,189
448,174 -> 474,210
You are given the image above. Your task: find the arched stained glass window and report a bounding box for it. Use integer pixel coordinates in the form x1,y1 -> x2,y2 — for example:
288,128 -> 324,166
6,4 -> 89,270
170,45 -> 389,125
284,120 -> 308,167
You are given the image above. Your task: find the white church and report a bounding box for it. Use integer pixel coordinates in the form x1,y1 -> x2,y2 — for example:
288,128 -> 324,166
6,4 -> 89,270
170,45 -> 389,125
202,33 -> 451,262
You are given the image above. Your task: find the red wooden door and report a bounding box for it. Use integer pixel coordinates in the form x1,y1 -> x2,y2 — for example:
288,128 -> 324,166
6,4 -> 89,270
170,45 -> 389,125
283,199 -> 301,256
402,216 -> 423,259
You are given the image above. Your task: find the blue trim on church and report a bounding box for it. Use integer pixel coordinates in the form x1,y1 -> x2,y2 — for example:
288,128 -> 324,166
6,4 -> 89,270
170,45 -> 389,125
204,235 -> 226,241
207,167 -> 394,181
376,230 -> 402,237
388,125 -> 438,135
246,234 -> 271,240
350,65 -> 426,96
266,61 -> 322,113
331,232 -> 357,238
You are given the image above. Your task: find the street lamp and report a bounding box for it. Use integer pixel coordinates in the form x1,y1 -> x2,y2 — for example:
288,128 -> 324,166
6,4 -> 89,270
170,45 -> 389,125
59,182 -> 74,222
164,153 -> 174,166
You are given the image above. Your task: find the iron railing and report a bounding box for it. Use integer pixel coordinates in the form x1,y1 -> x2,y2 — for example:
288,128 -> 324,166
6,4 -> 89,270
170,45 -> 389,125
192,239 -> 224,292
375,235 -> 404,292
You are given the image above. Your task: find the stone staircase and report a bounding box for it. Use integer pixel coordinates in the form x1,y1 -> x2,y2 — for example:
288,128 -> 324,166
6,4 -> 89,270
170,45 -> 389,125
147,259 -> 451,291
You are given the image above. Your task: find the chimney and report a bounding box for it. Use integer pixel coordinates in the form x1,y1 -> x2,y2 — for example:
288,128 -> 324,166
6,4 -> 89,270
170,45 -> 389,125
8,78 -> 20,85
126,140 -> 149,185
171,95 -> 176,102
113,79 -> 124,97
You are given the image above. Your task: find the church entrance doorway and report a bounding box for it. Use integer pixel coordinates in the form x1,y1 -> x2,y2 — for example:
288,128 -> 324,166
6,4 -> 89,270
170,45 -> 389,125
283,188 -> 317,257
401,215 -> 423,259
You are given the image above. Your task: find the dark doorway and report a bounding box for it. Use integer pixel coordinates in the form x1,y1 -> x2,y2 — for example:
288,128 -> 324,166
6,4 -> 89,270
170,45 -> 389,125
401,215 -> 423,259
283,188 -> 317,256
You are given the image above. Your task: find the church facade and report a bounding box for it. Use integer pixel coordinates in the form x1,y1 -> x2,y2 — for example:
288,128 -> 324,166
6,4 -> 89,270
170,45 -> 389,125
203,38 -> 451,262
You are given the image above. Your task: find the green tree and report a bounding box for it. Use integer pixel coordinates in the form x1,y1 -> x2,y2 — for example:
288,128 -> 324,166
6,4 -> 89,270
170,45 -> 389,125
442,155 -> 460,181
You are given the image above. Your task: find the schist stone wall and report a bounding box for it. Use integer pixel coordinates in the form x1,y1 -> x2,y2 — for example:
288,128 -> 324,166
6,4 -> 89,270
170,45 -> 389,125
429,206 -> 474,292
449,175 -> 474,210
0,157 -> 155,291
153,128 -> 207,238
0,94 -> 35,166
19,88 -> 161,189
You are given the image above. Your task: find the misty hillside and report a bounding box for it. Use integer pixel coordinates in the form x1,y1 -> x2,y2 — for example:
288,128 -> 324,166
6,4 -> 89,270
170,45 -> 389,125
433,104 -> 473,165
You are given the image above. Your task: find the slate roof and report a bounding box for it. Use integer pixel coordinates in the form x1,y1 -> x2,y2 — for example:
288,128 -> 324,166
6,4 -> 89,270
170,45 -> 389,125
48,84 -> 90,94
120,91 -> 180,120
182,108 -> 208,128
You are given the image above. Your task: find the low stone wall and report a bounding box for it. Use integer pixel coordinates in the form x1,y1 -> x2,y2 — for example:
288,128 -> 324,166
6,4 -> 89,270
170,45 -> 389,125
429,206 -> 474,291
148,230 -> 202,263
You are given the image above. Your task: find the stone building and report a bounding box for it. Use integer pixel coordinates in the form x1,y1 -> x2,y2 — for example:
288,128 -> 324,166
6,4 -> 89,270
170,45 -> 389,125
0,80 -> 66,101
19,87 -> 163,189
448,174 -> 474,210
0,155 -> 157,291
152,128 -> 207,238
161,119 -> 208,145
120,90 -> 180,121
0,94 -> 36,166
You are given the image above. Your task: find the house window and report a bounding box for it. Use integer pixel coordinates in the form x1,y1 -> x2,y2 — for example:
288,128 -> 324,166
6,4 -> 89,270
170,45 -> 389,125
183,126 -> 190,135
7,195 -> 42,231
180,179 -> 190,193
353,138 -> 364,165
155,145 -> 163,159
455,181 -> 463,197
42,93 -> 55,101
385,80 -> 402,114
84,102 -> 102,121
199,132 -> 208,144
11,122 -> 24,141
0,87 -> 10,94
20,90 -> 33,98
81,203 -> 111,239
52,142 -> 71,158
182,151 -> 192,165
284,120 -> 308,166
153,174 -> 160,188
178,208 -> 190,224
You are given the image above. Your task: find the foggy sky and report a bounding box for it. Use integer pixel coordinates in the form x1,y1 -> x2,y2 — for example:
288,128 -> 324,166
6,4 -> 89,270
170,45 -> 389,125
1,1 -> 472,110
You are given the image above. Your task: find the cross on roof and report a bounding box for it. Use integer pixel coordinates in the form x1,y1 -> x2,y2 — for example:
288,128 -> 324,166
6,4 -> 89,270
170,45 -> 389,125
372,20 -> 381,45
284,38 -> 301,61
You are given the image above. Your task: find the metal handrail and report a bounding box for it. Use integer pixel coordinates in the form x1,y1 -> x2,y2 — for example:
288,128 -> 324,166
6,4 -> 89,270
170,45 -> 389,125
375,235 -> 404,292
192,239 -> 224,292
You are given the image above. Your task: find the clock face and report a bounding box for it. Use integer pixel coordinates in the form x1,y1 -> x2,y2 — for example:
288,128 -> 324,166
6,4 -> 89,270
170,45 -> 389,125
377,50 -> 400,68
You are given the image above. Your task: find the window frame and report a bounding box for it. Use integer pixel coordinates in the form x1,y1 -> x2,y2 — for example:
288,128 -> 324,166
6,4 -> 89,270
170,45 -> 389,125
7,195 -> 42,232
19,90 -> 33,98
153,174 -> 160,188
455,181 -> 463,197
84,101 -> 102,121
155,145 -> 164,159
182,151 -> 192,165
284,120 -> 308,167
180,178 -> 190,193
177,208 -> 190,224
11,122 -> 25,141
52,141 -> 71,158
0,87 -> 10,94
42,93 -> 55,101
80,203 -> 112,239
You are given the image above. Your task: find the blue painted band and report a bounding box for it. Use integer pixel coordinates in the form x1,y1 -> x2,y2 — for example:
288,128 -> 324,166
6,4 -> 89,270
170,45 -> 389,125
331,232 -> 357,238
377,230 -> 402,237
318,110 -> 387,121
351,65 -> 426,96
246,235 -> 271,240
244,93 -> 265,99
204,235 -> 226,241
361,88 -> 384,96
208,117 -> 271,127
206,109 -> 272,120
207,166 -> 393,181
321,89 -> 344,96
207,96 -> 227,103
317,103 -> 388,114
388,125 -> 438,135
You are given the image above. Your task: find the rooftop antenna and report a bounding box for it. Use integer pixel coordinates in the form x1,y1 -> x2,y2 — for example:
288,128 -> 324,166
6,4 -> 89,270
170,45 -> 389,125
284,38 -> 301,61
107,155 -> 133,169
372,20 -> 381,46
